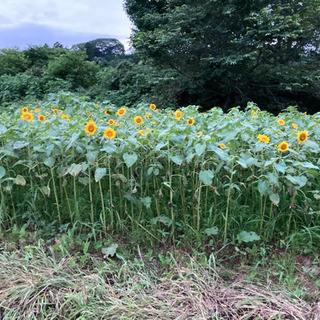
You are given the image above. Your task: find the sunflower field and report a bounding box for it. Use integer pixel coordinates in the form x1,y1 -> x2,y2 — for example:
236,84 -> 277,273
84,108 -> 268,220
1,92 -> 320,247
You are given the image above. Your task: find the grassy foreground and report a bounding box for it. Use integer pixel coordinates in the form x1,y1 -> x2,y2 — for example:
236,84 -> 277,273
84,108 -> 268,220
0,239 -> 319,320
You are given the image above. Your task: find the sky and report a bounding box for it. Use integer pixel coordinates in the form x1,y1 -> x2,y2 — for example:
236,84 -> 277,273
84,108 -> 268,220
0,0 -> 133,51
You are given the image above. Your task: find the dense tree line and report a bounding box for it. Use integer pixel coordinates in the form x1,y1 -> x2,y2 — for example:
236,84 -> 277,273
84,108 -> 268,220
125,0 -> 320,113
1,0 -> 320,113
0,39 -> 150,106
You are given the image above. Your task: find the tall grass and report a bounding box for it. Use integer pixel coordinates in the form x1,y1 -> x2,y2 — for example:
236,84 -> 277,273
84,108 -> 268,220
0,241 -> 317,320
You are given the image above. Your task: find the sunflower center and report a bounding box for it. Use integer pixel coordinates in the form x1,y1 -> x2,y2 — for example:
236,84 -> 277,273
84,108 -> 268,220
88,125 -> 95,132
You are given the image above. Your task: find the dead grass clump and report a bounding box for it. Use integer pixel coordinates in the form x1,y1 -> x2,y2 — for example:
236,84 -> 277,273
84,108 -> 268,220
0,247 -> 318,319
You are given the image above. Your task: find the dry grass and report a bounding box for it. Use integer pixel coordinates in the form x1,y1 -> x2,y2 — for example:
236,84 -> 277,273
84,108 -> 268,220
0,244 -> 319,320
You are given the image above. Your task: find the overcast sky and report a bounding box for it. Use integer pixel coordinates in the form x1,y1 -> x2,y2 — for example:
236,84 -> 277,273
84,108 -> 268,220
0,0 -> 133,51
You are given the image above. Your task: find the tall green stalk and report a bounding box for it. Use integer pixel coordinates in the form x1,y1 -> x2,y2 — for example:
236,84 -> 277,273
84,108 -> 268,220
107,157 -> 114,229
224,162 -> 235,242
50,167 -> 61,226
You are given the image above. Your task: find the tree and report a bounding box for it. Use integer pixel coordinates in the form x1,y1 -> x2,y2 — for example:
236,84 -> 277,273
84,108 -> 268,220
125,0 -> 320,112
24,45 -> 66,76
46,51 -> 99,88
72,38 -> 125,66
0,48 -> 29,76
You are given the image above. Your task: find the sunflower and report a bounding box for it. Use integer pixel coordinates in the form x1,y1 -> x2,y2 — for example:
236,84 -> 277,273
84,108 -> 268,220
38,115 -> 45,122
145,113 -> 150,118
175,110 -> 182,120
61,115 -> 71,123
198,131 -> 203,135
278,141 -> 289,152
105,109 -> 111,115
53,109 -> 59,115
134,116 -> 143,125
115,122 -> 120,127
117,108 -> 126,116
139,130 -> 146,136
85,120 -> 97,135
20,112 -> 34,122
251,115 -> 256,119
278,119 -> 285,125
147,128 -> 151,131
187,118 -> 195,125
108,119 -> 115,125
252,110 -> 258,115
150,104 -> 156,111
220,143 -> 226,149
104,127 -> 116,139
297,131 -> 308,143
22,107 -> 28,113
35,108 -> 40,113
258,134 -> 270,143
291,123 -> 298,129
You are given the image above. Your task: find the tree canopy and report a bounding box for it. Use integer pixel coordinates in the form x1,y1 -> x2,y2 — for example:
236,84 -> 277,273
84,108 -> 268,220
125,0 -> 320,112
71,38 -> 125,66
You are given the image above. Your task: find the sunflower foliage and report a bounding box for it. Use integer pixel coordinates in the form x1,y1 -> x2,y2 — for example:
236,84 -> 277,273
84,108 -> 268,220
1,94 -> 320,249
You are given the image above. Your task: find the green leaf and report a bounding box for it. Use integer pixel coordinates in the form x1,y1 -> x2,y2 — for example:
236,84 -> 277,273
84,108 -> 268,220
101,143 -> 117,154
269,193 -> 280,206
68,164 -> 82,177
169,154 -> 183,165
267,171 -> 279,186
14,175 -> 26,186
155,141 -> 168,150
0,125 -> 7,135
41,186 -> 51,197
204,227 -> 218,236
13,141 -> 29,149
299,162 -> 319,170
199,170 -> 214,186
79,176 -> 89,186
285,175 -> 307,188
44,157 -> 55,168
150,216 -> 172,227
95,168 -> 107,182
0,166 -> 5,179
237,231 -> 260,243
86,151 -> 99,165
140,196 -> 152,209
66,132 -> 81,151
274,161 -> 286,174
237,153 -> 258,168
194,143 -> 206,156
258,180 -> 269,196
102,243 -> 118,258
123,152 -> 138,167
302,140 -> 319,153
213,148 -> 229,161
186,153 -> 195,164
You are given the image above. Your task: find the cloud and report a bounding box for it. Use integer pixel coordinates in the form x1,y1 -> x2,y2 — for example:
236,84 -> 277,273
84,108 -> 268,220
0,0 -> 132,37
